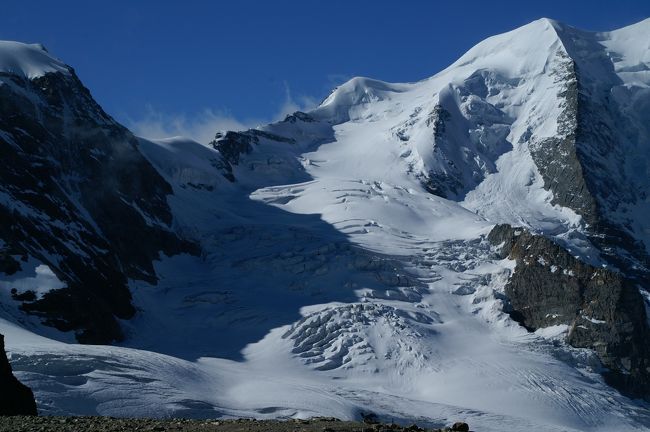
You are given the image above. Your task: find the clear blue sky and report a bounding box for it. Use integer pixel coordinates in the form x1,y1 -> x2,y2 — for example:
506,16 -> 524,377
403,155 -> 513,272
1,0 -> 649,142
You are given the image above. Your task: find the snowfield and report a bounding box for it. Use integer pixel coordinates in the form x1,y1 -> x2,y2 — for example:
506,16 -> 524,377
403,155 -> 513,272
0,41 -> 69,79
2,17 -> 650,432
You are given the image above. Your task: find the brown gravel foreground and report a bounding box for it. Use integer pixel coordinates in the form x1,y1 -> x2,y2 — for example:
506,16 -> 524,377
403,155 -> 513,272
0,417 -> 472,432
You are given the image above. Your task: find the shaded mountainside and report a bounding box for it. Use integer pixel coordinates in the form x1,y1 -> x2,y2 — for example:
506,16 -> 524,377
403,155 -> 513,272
0,47 -> 196,343
0,334 -> 36,416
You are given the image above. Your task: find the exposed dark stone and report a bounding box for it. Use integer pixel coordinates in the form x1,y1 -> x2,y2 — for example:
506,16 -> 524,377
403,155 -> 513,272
0,69 -> 198,343
283,111 -> 315,123
248,129 -> 296,144
361,412 -> 379,424
420,105 -> 464,199
0,416 -> 457,432
489,224 -> 650,399
10,290 -> 36,302
210,128 -> 296,182
450,422 -> 469,432
0,334 -> 37,416
426,105 -> 451,135
211,130 -> 257,167
528,52 -> 599,225
420,75 -> 512,202
0,249 -> 20,275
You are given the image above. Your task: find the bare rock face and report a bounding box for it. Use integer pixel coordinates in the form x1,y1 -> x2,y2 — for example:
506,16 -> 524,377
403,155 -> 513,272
210,127 -> 298,182
0,334 -> 36,416
0,67 -> 197,343
488,224 -> 650,399
527,50 -> 599,224
451,422 -> 469,432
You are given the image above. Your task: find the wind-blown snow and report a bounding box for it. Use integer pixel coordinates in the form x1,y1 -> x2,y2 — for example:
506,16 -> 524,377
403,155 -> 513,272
2,17 -> 650,432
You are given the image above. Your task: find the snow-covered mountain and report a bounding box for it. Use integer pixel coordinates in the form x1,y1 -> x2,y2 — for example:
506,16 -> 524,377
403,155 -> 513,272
1,18 -> 650,432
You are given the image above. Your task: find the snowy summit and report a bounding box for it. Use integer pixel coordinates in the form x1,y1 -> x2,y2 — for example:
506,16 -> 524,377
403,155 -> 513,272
0,41 -> 69,79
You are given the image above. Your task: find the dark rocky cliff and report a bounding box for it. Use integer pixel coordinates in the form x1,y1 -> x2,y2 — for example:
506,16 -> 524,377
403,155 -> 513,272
488,224 -> 650,399
0,334 -> 37,416
210,122 -> 299,183
0,67 -> 197,343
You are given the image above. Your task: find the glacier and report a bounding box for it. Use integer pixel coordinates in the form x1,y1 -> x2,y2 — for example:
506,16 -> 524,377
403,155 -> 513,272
1,17 -> 650,432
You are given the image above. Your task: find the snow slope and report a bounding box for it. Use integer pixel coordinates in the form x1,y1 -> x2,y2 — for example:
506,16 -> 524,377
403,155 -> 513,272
2,17 -> 650,432
0,41 -> 69,79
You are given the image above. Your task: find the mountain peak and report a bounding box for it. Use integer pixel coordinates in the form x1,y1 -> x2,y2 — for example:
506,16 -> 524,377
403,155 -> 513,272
0,40 -> 70,79
442,17 -> 567,80
312,76 -> 410,123
532,17 -> 561,28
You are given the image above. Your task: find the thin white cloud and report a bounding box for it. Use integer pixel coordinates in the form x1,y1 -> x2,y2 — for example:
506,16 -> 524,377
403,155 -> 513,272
126,84 -> 319,145
326,73 -> 353,88
126,106 -> 252,145
274,81 -> 319,120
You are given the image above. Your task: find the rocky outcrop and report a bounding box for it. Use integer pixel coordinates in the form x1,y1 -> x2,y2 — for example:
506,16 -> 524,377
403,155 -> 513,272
420,105 -> 465,198
0,67 -> 197,343
488,224 -> 650,399
210,129 -> 296,182
416,72 -> 512,201
528,51 -> 599,224
282,111 -> 315,124
0,334 -> 37,416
